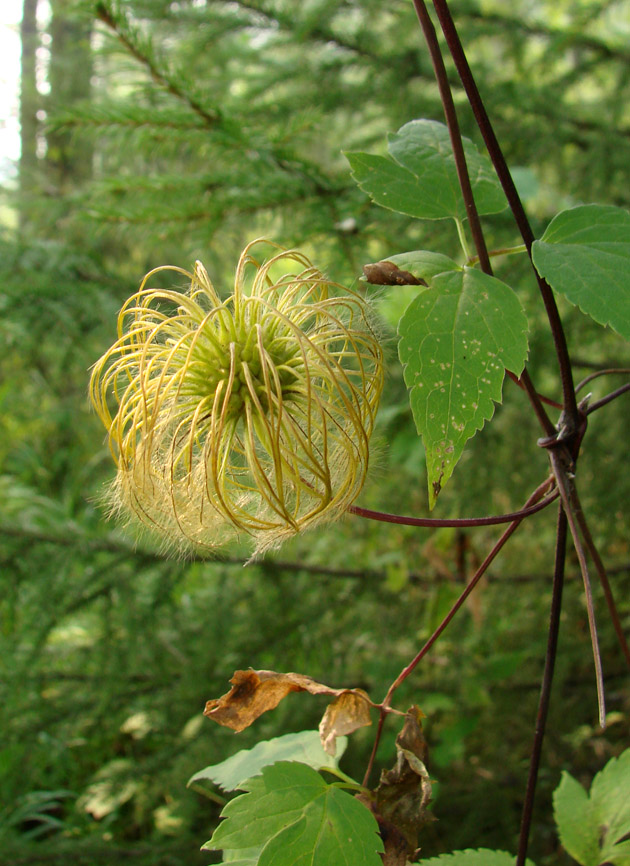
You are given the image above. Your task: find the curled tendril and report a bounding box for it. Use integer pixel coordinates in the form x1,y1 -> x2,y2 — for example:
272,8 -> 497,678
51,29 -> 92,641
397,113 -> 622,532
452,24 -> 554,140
90,239 -> 384,557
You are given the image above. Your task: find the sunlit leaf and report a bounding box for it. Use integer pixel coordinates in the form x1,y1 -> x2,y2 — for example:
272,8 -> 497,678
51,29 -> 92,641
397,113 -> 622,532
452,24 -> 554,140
189,730 -> 347,792
397,262 -> 528,507
204,761 -> 384,865
346,120 -> 506,221
532,204 -> 630,339
554,749 -> 630,865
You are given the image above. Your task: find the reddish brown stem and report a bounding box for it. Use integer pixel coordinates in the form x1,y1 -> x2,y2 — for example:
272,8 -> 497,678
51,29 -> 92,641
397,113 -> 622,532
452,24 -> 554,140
507,370 -> 563,409
586,382 -> 630,414
362,478 -> 552,785
350,483 -> 556,528
516,505 -> 567,866
575,368 -> 630,393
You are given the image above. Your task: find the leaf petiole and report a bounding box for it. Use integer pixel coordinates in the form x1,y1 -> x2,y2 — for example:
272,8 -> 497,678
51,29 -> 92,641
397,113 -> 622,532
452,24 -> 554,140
318,764 -> 360,785
469,243 -> 527,265
455,217 -> 471,260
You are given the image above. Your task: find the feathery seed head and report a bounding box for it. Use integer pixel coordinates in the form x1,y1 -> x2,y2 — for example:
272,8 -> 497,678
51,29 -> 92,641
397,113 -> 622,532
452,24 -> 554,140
90,240 -> 383,556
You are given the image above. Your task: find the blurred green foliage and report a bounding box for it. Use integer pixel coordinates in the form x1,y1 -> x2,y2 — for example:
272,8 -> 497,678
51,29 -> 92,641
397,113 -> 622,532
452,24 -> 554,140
1,1 -> 629,864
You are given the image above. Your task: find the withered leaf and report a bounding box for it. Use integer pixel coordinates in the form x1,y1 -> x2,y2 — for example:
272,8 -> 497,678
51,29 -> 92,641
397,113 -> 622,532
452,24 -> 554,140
369,707 -> 433,865
319,689 -> 372,756
204,670 -> 372,737
363,261 -> 427,286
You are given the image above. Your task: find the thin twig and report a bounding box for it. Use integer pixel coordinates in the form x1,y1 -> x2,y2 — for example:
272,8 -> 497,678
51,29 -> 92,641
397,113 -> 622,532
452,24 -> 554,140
586,382 -> 630,414
575,367 -> 630,393
506,370 -> 563,409
516,505 -> 567,866
350,485 -> 556,527
362,478 -> 553,786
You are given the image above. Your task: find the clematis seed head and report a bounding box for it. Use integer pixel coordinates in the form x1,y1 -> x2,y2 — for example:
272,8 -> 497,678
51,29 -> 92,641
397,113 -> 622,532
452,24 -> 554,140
90,239 -> 384,557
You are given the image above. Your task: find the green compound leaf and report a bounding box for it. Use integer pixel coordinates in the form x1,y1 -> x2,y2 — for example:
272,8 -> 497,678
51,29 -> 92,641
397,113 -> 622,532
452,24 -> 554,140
419,850 -> 535,866
532,204 -> 630,339
397,261 -> 528,508
189,730 -> 346,792
345,119 -> 506,221
204,761 -> 384,866
554,749 -> 630,866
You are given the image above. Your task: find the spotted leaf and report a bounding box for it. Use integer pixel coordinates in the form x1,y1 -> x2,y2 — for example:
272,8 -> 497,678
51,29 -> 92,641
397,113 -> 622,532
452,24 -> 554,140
397,264 -> 528,507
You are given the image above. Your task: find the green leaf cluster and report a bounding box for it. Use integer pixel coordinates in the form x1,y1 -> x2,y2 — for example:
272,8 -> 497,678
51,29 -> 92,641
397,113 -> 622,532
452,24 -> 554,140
346,120 -> 529,504
193,737 -> 630,866
347,118 -> 630,505
554,749 -> 630,866
346,119 -> 506,222
4,1 -> 630,863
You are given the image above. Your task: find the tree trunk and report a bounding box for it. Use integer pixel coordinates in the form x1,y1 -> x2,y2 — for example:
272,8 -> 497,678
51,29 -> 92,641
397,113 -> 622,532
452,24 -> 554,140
45,0 -> 93,190
19,0 -> 40,230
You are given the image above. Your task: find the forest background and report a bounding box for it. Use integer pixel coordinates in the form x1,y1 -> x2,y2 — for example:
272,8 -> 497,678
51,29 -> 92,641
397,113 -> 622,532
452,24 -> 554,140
1,1 -> 630,864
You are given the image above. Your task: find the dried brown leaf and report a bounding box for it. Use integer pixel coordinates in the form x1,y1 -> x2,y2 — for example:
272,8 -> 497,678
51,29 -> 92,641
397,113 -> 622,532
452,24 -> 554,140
363,261 -> 426,286
368,707 -> 434,864
319,689 -> 372,756
204,669 -> 372,734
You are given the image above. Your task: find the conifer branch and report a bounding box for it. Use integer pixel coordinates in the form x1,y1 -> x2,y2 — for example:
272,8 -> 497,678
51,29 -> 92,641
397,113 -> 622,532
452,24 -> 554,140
95,2 -> 221,128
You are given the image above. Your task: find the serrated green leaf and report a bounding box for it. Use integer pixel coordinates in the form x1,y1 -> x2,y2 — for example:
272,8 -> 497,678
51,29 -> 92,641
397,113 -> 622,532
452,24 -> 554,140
189,730 -> 346,792
554,750 -> 630,866
553,772 -> 598,866
398,267 -> 528,507
419,849 -> 535,866
532,204 -> 630,339
346,120 -> 506,221
204,762 -> 383,865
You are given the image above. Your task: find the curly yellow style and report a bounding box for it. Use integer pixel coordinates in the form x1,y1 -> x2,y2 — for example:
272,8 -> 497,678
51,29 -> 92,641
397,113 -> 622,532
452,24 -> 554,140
90,240 -> 383,556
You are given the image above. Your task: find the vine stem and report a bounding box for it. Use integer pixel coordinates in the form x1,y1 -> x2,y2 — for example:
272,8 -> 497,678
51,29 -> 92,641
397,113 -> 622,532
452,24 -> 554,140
411,0 -> 555,439
516,505 -> 567,866
349,485 -> 557,528
505,371 -> 563,409
575,367 -> 630,393
586,381 -> 630,414
411,0 -> 491,270
430,0 -> 578,429
362,477 -> 553,787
